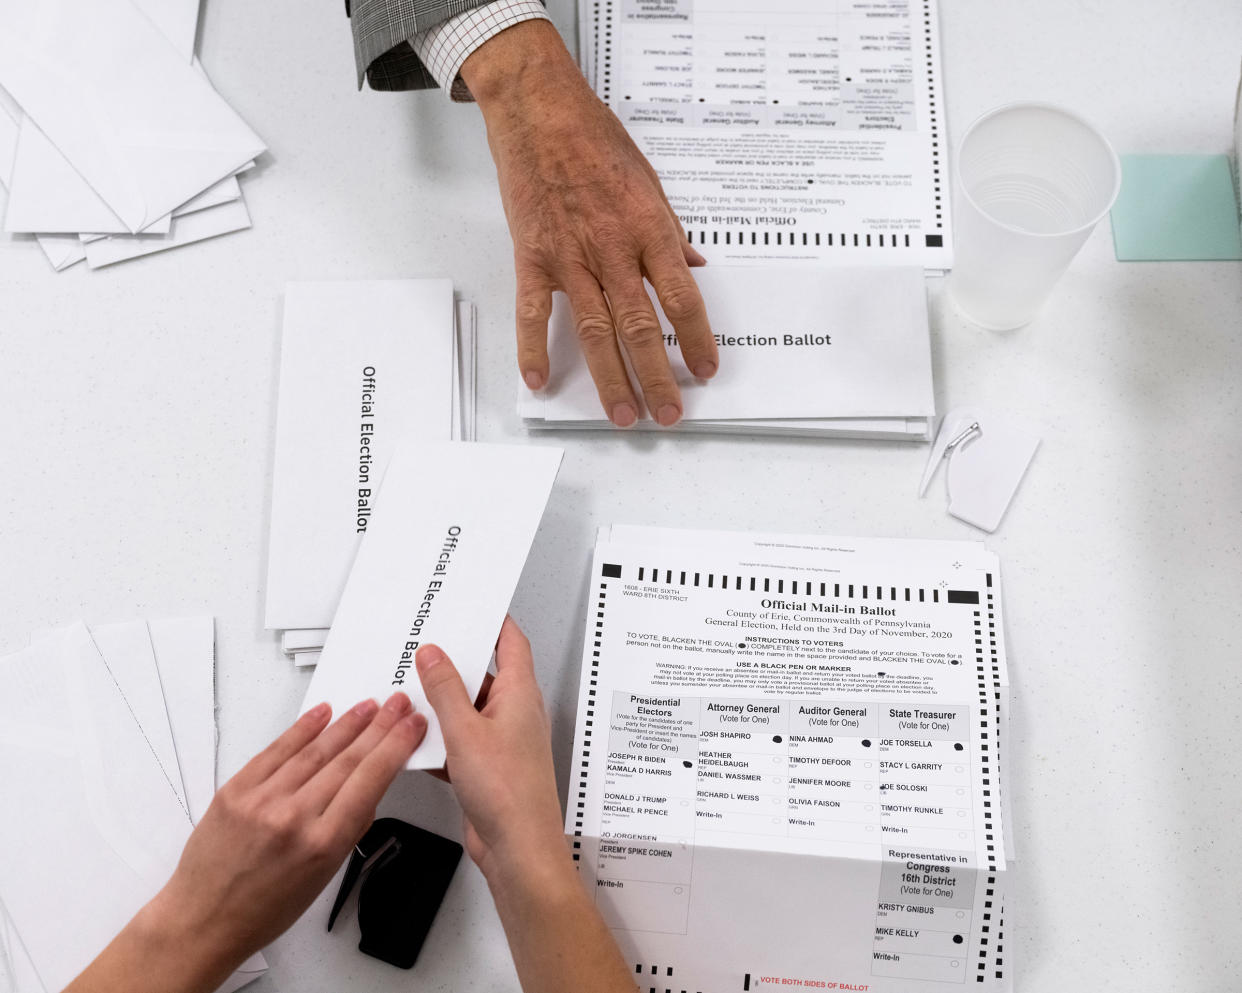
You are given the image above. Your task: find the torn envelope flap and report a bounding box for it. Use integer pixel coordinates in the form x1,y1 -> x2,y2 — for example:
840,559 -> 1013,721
920,408 -> 1040,532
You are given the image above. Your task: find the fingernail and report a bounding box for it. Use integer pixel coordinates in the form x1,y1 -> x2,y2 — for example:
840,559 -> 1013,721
352,698 -> 379,719
692,360 -> 717,379
304,702 -> 330,722
416,644 -> 446,669
524,370 -> 544,391
383,691 -> 412,714
612,403 -> 637,428
656,403 -> 682,427
403,712 -> 427,732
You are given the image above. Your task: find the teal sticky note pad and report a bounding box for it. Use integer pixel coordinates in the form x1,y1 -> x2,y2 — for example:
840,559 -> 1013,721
1110,154 -> 1242,261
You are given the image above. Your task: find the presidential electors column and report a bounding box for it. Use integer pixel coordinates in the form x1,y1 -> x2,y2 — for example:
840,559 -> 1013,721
594,692 -> 699,934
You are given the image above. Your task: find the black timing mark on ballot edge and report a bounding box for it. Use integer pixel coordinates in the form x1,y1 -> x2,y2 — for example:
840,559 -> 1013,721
574,568 -> 614,863
924,0 -> 944,231
686,227 -> 919,252
973,571 -> 1003,983
627,564 -> 980,610
633,962 -> 718,993
986,573 -> 1006,983
600,0 -> 612,105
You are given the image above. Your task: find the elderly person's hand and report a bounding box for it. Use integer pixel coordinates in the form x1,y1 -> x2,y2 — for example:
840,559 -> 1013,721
462,19 -> 718,428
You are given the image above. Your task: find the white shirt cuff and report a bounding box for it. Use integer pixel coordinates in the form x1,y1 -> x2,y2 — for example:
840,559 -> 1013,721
410,1 -> 550,102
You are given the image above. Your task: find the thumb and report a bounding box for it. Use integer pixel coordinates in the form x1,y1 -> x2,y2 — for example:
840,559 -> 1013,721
415,645 -> 477,744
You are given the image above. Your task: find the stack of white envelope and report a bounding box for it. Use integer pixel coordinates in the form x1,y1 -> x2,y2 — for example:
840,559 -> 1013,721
519,267 -> 937,440
263,280 -> 477,666
0,0 -> 265,271
0,619 -> 268,993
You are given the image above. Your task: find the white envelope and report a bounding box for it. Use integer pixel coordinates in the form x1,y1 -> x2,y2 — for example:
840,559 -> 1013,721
62,166 -> 236,242
282,628 -> 330,653
5,117 -> 175,234
84,196 -> 250,268
0,898 -> 46,993
141,0 -> 201,62
0,626 -> 192,992
8,36 -> 224,237
148,616 -> 217,826
531,267 -> 935,422
0,100 -> 17,199
0,622 -> 265,993
28,171 -> 239,246
165,59 -> 246,218
87,159 -> 249,235
0,0 -> 265,234
31,621 -> 188,811
456,300 -> 478,443
34,234 -> 87,270
173,173 -> 241,217
0,81 -> 18,122
301,442 -> 564,769
0,101 -> 87,270
264,279 -> 455,631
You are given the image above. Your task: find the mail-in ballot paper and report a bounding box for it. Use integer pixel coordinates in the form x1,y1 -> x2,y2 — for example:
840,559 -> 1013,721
565,525 -> 1012,993
301,442 -> 564,769
580,0 -> 952,269
264,279 -> 455,631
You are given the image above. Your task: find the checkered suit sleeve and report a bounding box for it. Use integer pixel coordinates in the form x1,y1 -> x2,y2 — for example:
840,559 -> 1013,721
347,0 -> 549,95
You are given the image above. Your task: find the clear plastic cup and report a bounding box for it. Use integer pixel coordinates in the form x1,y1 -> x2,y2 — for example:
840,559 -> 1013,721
946,103 -> 1121,331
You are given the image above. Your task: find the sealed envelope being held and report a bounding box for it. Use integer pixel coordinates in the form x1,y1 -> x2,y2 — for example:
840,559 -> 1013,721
300,441 -> 564,770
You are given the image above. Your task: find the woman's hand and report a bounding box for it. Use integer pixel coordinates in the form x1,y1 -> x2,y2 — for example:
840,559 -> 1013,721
415,618 -> 567,888
416,620 -> 638,993
65,692 -> 426,993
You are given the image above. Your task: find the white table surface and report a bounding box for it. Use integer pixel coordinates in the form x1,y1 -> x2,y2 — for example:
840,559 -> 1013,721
2,1 -> 1240,990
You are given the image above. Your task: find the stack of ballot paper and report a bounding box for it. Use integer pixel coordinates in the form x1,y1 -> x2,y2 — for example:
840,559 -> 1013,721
567,525 -> 1012,992
264,280 -> 478,666
520,267 -> 936,439
0,0 -> 265,271
577,0 -> 952,269
0,619 -> 267,993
